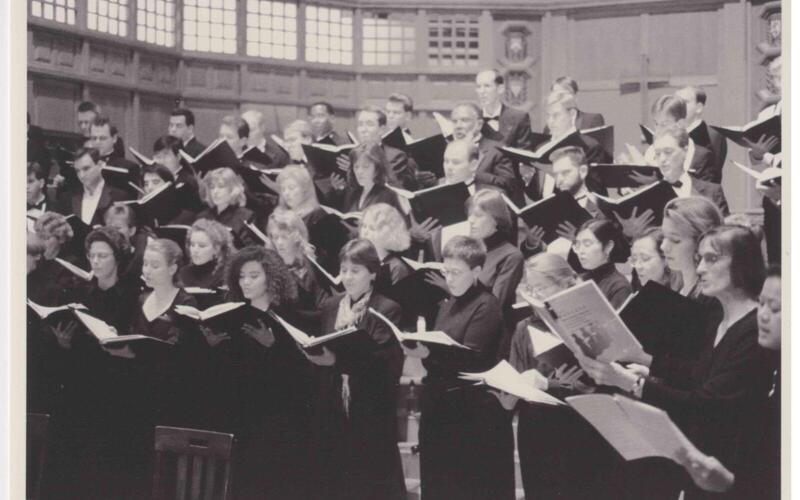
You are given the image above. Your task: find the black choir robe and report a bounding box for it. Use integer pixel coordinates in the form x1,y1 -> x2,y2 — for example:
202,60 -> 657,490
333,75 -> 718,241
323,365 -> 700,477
688,120 -> 727,184
642,309 -> 772,499
302,206 -> 351,274
419,283 -> 515,500
57,182 -> 130,227
310,292 -> 406,500
479,232 -> 525,359
476,135 -> 524,207
327,182 -> 405,216
181,136 -> 207,159
581,262 -> 632,309
347,144 -> 420,191
195,204 -> 257,249
732,352 -> 780,500
494,104 -> 534,150
228,304 -> 315,500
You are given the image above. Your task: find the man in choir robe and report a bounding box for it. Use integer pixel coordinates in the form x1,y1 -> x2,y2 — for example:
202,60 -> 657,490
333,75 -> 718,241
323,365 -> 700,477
308,101 -> 348,145
475,69 -> 533,150
519,146 -> 604,258
550,146 -> 602,217
58,147 -> 129,226
168,108 -> 206,158
653,125 -> 729,216
451,102 -> 523,206
219,115 -> 250,156
152,135 -> 204,212
344,105 -> 420,190
645,94 -> 715,183
676,86 -> 727,183
90,116 -> 141,195
241,109 -> 291,167
385,92 -> 415,142
526,91 -> 610,201
549,76 -> 606,130
414,139 -> 492,259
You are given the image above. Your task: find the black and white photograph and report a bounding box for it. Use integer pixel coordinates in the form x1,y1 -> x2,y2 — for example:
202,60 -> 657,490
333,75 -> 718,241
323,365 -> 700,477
5,0 -> 791,498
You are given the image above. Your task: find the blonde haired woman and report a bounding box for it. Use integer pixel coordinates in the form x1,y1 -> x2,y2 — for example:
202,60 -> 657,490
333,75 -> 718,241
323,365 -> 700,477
276,165 -> 350,273
196,167 -> 256,248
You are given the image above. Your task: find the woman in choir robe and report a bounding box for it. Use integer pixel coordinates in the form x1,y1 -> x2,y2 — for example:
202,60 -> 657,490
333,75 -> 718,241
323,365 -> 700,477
31,212 -> 82,302
196,167 -> 257,248
328,141 -> 406,215
406,235 -> 515,500
140,163 -> 196,226
573,218 -> 632,308
505,252 -> 618,500
661,197 -> 723,300
578,225 -> 770,500
177,218 -> 232,292
76,228 -> 145,499
359,202 -> 412,295
276,164 -> 350,273
678,265 -> 782,499
221,245 -> 314,500
304,239 -> 406,500
465,189 -> 524,358
266,208 -> 330,329
630,227 -> 673,291
102,238 -> 198,498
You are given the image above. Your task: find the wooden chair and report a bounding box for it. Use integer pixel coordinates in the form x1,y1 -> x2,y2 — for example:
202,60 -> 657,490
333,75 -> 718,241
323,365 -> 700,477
26,413 -> 50,500
151,426 -> 235,500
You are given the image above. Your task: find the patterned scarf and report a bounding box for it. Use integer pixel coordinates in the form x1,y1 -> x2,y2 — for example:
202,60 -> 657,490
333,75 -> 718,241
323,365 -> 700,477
333,289 -> 372,416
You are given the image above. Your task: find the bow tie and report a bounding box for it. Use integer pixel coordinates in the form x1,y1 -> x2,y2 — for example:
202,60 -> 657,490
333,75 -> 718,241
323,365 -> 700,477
482,115 -> 500,132
27,200 -> 45,211
670,180 -> 683,188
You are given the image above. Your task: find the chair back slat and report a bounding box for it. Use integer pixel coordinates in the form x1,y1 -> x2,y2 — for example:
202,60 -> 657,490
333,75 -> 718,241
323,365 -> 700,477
203,458 -> 217,500
176,455 -> 189,500
152,426 -> 235,500
190,455 -> 204,500
26,413 -> 50,500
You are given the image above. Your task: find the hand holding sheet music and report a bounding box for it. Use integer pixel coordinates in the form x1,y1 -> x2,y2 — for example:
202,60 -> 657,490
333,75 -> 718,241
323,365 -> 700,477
459,360 -> 564,406
566,394 -> 698,462
522,281 -> 647,364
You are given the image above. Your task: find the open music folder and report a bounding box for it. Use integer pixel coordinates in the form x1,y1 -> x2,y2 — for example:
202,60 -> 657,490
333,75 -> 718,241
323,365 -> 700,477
566,393 -> 697,462
521,281 -> 646,364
